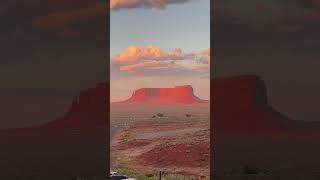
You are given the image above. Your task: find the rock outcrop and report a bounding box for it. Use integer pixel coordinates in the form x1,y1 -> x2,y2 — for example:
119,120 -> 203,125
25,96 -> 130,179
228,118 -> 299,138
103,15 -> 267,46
0,83 -> 109,177
44,82 -> 109,129
212,75 -> 296,133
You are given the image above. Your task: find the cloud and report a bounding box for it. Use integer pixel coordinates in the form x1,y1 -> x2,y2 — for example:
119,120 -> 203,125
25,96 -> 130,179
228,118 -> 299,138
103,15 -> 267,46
119,60 -> 171,72
112,45 -> 183,63
200,48 -> 210,64
33,2 -> 105,29
112,45 -> 210,73
29,0 -> 193,37
19,1 -> 108,39
214,0 -> 320,28
0,0 -> 109,49
110,0 -> 192,10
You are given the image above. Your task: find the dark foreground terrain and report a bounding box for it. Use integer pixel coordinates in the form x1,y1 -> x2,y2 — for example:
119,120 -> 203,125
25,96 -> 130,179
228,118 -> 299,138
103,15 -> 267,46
214,132 -> 320,180
212,75 -> 320,179
0,83 -> 109,179
0,127 -> 107,180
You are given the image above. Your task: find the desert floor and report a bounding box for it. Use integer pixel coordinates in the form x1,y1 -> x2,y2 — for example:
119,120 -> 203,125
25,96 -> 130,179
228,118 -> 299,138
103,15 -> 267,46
0,127 -> 107,180
110,105 -> 210,180
214,132 -> 320,180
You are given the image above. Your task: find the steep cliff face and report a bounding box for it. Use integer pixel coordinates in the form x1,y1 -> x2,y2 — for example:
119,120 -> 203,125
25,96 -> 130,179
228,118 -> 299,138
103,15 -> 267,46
212,75 -> 296,133
45,82 -> 109,129
0,83 -> 109,177
115,85 -> 208,105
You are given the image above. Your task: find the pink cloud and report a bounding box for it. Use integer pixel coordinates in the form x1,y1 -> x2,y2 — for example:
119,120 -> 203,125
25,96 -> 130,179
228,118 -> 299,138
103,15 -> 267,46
112,45 -> 210,73
112,45 -> 183,63
110,0 -> 192,10
200,48 -> 210,64
33,2 -> 105,29
120,60 -> 161,72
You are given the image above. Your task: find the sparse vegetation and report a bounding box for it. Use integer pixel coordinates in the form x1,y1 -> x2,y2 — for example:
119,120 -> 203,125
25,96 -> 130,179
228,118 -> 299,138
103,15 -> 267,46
145,173 -> 154,177
242,165 -> 259,174
115,167 -> 200,180
164,173 -> 199,180
116,167 -> 157,180
111,105 -> 210,178
120,128 -> 131,142
111,154 -> 130,169
157,113 -> 164,117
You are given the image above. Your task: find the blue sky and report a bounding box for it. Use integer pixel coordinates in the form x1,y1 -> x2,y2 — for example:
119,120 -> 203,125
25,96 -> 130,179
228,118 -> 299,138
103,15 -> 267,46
110,0 -> 210,101
111,0 -> 210,56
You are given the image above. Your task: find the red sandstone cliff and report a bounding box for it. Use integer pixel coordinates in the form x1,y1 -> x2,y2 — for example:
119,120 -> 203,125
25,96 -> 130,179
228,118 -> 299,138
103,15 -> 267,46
0,83 -> 109,177
113,85 -> 209,106
212,75 -> 296,134
1,75 -> 306,135
0,83 -> 109,133
44,82 -> 109,129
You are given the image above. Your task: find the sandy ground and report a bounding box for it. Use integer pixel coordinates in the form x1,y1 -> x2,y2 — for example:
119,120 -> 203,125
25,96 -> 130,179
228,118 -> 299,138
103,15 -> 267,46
214,133 -> 320,180
0,128 -> 107,179
110,105 -> 210,179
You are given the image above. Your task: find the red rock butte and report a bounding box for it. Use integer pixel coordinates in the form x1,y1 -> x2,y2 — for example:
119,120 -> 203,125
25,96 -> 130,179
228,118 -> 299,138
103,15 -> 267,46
212,75 -> 296,134
45,82 -> 109,129
113,85 -> 209,105
1,82 -> 110,132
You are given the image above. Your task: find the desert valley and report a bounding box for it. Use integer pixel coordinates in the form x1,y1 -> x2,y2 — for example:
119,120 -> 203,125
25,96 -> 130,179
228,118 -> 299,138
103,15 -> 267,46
110,85 -> 210,179
2,74 -> 320,179
213,75 -> 320,180
111,74 -> 320,180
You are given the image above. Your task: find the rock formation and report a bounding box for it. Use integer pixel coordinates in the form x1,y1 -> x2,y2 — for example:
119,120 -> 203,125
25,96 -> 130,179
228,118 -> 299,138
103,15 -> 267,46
44,82 -> 109,129
212,75 -> 296,133
113,85 -> 209,105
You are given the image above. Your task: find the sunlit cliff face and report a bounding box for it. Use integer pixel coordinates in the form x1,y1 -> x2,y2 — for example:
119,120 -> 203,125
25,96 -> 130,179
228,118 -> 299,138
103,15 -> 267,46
120,85 -> 207,103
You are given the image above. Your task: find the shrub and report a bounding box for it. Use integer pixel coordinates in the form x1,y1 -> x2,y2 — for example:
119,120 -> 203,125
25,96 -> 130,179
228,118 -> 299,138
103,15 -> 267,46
157,113 -> 164,117
145,173 -> 154,177
242,165 -> 259,175
116,168 -> 156,180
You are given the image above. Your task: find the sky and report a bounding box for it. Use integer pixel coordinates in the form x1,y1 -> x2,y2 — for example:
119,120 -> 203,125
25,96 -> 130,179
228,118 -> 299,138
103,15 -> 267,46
213,0 -> 320,121
110,0 -> 210,102
0,0 -> 107,128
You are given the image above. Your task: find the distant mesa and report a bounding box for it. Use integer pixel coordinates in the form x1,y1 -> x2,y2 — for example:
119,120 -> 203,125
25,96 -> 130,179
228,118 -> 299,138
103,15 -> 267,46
112,85 -> 209,106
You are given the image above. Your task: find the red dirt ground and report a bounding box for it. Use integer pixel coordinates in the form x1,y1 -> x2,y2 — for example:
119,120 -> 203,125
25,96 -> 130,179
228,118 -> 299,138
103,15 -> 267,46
138,142 -> 210,168
113,139 -> 151,151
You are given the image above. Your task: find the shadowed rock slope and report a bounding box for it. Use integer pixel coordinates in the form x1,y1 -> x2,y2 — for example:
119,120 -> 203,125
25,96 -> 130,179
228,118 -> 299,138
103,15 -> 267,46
212,75 -> 295,134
